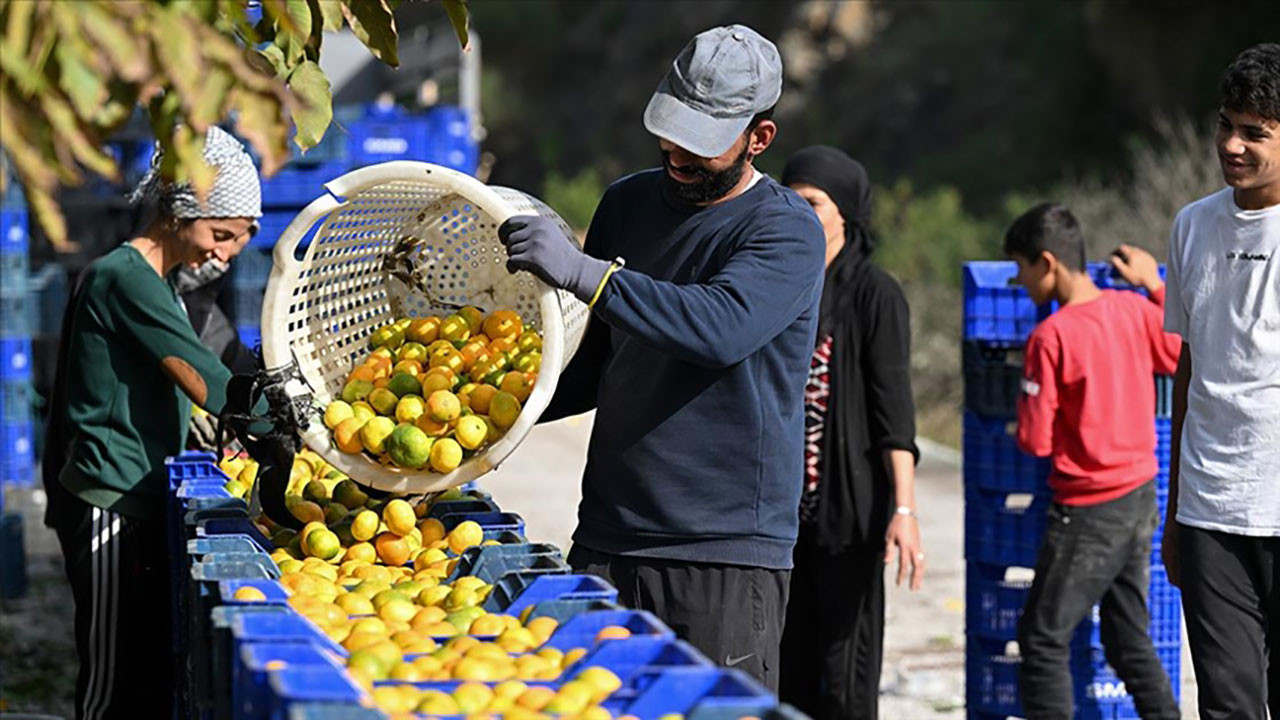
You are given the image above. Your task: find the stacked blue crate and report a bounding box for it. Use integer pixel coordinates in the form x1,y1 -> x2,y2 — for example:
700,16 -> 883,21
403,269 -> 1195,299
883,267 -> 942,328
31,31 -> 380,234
0,208 -> 34,489
164,454 -> 790,720
227,246 -> 274,349
963,261 -> 1181,720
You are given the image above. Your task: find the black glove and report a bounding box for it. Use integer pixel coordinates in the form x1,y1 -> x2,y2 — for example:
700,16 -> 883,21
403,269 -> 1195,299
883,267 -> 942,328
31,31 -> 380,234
219,369 -> 307,530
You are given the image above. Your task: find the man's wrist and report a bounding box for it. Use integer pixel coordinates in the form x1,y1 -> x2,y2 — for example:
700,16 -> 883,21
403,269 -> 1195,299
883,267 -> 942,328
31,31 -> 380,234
568,255 -> 615,304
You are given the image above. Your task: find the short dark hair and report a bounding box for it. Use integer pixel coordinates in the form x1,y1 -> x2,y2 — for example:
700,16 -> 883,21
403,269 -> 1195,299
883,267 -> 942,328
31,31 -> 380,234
1003,203 -> 1086,272
1221,43 -> 1280,121
747,106 -> 775,132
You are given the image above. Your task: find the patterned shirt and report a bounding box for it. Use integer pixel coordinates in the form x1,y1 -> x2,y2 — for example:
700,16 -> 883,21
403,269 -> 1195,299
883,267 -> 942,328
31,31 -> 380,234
799,334 -> 834,523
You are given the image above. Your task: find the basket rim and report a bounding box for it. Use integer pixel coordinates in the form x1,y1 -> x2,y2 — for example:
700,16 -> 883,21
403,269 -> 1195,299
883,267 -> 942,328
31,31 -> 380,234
259,161 -> 572,494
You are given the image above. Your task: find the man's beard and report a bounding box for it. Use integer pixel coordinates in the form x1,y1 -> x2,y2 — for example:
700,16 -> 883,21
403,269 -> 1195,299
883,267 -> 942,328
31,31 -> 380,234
661,145 -> 750,204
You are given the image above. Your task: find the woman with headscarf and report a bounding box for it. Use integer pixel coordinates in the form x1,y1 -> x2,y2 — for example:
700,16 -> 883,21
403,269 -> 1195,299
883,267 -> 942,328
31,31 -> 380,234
778,146 -> 924,720
42,126 -> 261,719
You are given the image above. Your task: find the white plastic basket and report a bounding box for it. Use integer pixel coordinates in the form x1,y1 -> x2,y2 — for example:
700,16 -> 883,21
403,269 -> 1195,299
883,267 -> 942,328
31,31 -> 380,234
260,161 -> 590,493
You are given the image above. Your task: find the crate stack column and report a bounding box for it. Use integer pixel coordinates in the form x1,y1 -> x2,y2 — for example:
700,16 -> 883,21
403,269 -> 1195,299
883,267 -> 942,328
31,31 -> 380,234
0,185 -> 33,599
963,261 -> 1181,720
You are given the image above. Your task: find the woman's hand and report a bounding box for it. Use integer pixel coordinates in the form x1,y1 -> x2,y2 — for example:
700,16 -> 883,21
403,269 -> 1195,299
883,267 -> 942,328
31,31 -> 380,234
885,513 -> 925,591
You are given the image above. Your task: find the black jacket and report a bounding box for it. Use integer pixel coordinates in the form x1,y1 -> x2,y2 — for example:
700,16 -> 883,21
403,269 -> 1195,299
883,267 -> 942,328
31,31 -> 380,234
814,254 -> 919,551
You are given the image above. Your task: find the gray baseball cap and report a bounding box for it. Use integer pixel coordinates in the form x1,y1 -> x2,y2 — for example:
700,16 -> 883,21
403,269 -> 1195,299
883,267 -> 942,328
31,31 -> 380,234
643,24 -> 783,159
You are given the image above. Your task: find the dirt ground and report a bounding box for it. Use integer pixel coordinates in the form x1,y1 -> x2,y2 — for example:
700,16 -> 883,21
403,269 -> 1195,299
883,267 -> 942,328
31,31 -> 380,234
0,413 -> 1197,718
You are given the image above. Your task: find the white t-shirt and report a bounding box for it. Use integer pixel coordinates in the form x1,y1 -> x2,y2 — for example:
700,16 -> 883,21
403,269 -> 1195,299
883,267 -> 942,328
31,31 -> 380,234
1165,187 -> 1280,535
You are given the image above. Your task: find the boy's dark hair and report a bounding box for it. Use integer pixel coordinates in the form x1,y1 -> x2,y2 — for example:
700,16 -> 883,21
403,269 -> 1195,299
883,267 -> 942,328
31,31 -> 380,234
1221,43 -> 1280,121
1004,203 -> 1086,272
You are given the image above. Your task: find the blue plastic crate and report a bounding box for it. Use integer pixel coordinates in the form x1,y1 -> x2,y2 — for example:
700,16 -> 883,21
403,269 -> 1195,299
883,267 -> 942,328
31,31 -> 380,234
236,642 -> 346,720
485,572 -> 619,616
266,664 -> 368,720
260,161 -> 346,208
349,117 -> 430,164
969,560 -> 1181,646
167,451 -> 224,481
1072,641 -> 1181,706
232,611 -> 346,660
625,667 -> 773,718
963,341 -> 1024,419
543,608 -> 675,651
0,420 -> 35,486
964,488 -> 1049,567
251,207 -> 320,251
966,635 -> 1023,716
383,635 -> 710,704
1,209 -> 28,294
238,324 -> 262,352
439,510 -> 526,536
966,562 -> 1035,640
963,412 -> 1051,494
0,337 -> 30,380
284,705 -> 384,720
1,174 -> 23,209
444,541 -> 568,585
1088,261 -> 1166,292
189,534 -> 262,558
0,377 -> 32,424
0,293 -> 27,337
229,247 -> 272,324
426,497 -> 501,519
25,264 -> 68,338
962,261 -> 1166,345
963,262 -> 1054,344
219,578 -> 291,605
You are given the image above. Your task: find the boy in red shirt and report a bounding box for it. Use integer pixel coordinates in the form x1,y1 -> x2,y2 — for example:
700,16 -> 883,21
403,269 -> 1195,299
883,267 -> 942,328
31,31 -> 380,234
1005,203 -> 1181,720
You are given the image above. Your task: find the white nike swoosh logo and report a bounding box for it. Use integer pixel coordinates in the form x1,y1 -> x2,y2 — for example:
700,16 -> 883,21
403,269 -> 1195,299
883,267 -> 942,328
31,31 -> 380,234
725,653 -> 755,667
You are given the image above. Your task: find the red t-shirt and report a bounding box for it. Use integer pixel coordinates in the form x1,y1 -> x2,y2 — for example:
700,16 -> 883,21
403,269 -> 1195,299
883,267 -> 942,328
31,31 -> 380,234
1017,287 -> 1181,505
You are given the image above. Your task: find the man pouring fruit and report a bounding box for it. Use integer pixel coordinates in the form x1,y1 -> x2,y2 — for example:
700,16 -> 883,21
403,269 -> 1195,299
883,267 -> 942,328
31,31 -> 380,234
497,24 -> 825,689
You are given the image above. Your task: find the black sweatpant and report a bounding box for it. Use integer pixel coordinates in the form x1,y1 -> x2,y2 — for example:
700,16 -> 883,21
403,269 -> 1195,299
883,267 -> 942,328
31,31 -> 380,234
1017,480 -> 1179,720
778,526 -> 885,720
1179,523 -> 1280,719
48,480 -> 173,720
566,544 -> 790,691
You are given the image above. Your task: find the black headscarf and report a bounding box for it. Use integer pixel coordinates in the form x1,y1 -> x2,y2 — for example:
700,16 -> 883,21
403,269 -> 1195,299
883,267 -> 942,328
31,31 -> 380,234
781,146 -> 877,336
782,146 -> 918,552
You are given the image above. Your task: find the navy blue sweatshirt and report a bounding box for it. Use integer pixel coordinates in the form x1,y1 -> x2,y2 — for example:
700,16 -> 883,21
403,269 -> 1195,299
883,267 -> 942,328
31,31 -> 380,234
544,169 -> 825,569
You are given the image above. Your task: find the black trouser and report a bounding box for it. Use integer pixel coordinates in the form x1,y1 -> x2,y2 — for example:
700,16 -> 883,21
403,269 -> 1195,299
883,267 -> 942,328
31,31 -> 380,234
1180,524 -> 1280,719
778,525 -> 885,720
1017,480 -> 1179,720
567,544 -> 790,691
48,480 -> 173,720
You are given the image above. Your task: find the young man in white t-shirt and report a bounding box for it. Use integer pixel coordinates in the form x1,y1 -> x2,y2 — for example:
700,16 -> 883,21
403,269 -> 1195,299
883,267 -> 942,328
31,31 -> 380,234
1163,43 -> 1280,718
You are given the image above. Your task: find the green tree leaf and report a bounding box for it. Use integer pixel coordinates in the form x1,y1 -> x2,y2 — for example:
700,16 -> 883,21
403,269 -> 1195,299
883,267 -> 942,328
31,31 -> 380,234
443,0 -> 469,51
287,59 -> 333,151
341,0 -> 399,67
313,0 -> 344,31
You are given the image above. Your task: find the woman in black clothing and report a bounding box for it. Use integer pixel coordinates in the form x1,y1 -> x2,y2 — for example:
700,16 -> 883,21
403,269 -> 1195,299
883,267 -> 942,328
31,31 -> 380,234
778,146 -> 924,720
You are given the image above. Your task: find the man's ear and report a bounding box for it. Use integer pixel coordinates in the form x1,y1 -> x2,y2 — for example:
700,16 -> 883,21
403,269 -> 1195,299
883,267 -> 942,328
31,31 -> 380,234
748,120 -> 777,158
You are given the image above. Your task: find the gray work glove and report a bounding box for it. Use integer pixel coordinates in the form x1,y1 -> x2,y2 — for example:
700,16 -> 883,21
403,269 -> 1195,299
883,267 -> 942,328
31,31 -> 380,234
498,215 -> 611,302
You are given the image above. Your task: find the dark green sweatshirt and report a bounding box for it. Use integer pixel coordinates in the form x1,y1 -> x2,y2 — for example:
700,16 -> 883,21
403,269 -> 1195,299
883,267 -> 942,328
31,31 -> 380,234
57,244 -> 233,519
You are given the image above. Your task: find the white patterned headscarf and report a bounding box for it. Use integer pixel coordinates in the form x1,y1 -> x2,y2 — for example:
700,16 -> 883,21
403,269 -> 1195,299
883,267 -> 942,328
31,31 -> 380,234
130,126 -> 262,219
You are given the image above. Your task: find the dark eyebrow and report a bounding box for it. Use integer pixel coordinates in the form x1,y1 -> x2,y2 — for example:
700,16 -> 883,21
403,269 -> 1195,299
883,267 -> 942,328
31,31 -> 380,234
1220,112 -> 1276,135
